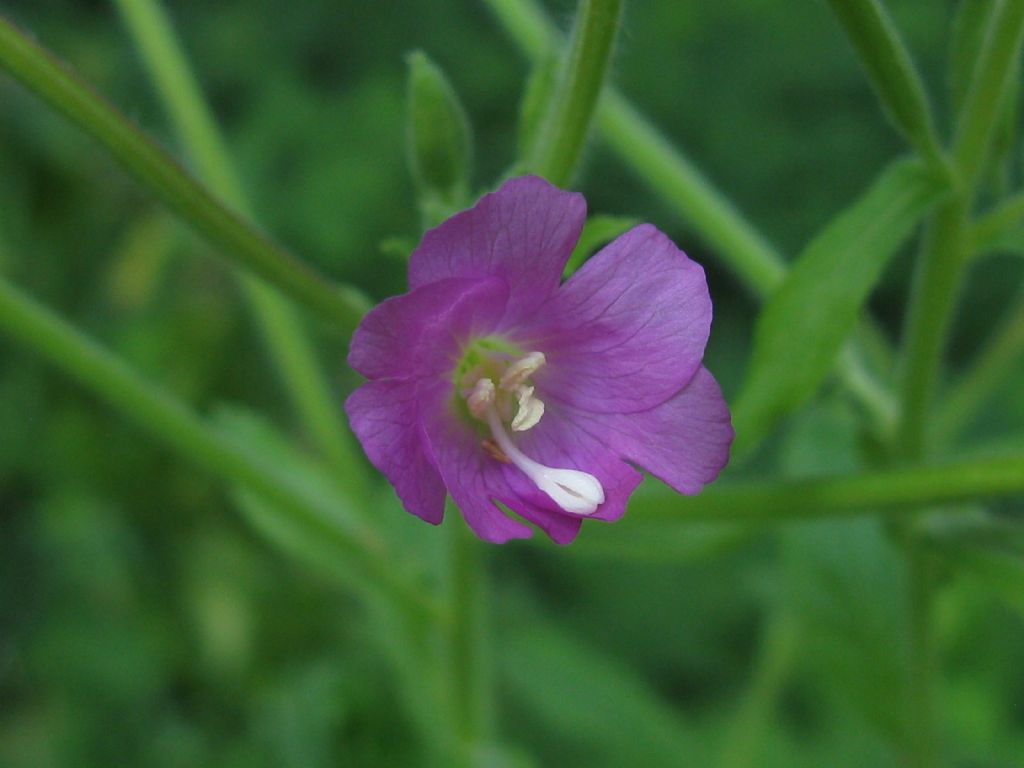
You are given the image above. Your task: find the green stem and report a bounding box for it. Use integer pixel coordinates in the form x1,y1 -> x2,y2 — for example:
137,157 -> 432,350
953,0 -> 1024,189
936,293 -> 1024,445
906,545 -> 939,767
112,0 -> 365,489
447,519 -> 491,760
0,275 -> 430,620
824,0 -> 945,167
0,14 -> 369,333
528,0 -> 622,186
598,92 -> 788,297
897,198 -> 970,459
970,190 -> 1024,253
717,613 -> 799,768
628,452 -> 1024,524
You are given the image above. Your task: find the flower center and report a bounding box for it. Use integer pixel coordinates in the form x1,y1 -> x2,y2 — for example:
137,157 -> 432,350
458,347 -> 605,516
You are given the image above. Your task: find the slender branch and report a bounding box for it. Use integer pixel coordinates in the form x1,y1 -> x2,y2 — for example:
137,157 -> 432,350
905,544 -> 939,767
485,0 -> 787,296
824,0 -> 945,166
113,0 -> 365,485
528,0 -> 622,186
970,190 -> 1024,254
897,198 -> 970,458
953,0 -> 1024,189
936,293 -> 1024,445
446,518 -> 492,758
0,275 -> 430,620
628,453 -> 1024,524
0,14 -> 370,333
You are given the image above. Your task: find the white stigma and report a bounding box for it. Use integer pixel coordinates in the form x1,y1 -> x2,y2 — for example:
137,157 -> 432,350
484,406 -> 605,516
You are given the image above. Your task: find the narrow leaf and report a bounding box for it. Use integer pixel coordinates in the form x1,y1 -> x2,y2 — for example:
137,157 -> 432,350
825,0 -> 942,162
732,158 -> 947,452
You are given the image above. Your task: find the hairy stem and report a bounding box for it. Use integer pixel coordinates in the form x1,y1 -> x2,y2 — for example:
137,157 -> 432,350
629,452 -> 1024,524
113,0 -> 365,487
0,275 -> 429,620
0,14 -> 370,332
528,0 -> 622,186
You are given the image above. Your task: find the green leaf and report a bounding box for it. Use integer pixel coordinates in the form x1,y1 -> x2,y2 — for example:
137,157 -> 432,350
824,0 -> 942,163
732,159 -> 947,453
405,50 -> 473,206
563,214 -> 638,276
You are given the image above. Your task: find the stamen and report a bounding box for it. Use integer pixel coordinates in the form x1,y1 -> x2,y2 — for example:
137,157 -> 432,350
510,385 -> 544,432
499,351 -> 546,390
484,406 -> 605,516
466,378 -> 495,418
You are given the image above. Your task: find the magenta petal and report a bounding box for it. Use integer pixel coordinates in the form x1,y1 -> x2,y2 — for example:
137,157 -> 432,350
344,380 -> 447,524
348,277 -> 508,380
522,224 -> 712,414
507,405 -> 644,525
408,176 -> 586,325
576,366 -> 734,495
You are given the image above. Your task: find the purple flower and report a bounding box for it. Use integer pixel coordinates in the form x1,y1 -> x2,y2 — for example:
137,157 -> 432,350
345,176 -> 733,544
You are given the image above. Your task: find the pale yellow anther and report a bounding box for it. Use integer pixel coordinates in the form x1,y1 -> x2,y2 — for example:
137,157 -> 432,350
466,377 -> 495,419
499,351 -> 546,391
511,385 -> 545,432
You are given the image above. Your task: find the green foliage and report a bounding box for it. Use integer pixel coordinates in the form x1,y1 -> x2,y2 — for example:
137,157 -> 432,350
733,158 -> 948,452
3,0 -> 1024,766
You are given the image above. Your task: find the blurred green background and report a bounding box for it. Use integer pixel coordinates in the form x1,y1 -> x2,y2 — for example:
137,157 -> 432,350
2,1 -> 1023,766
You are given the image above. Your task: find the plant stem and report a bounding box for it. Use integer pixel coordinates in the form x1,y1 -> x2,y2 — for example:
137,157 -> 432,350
0,14 -> 369,332
447,519 -> 491,760
953,0 -> 1024,189
0,275 -> 429,620
528,0 -> 622,186
970,190 -> 1024,254
906,544 -> 939,767
897,198 -> 970,459
936,294 -> 1024,445
598,92 -> 788,297
824,0 -> 945,167
113,0 -> 365,489
628,452 -> 1024,524
717,613 -> 799,768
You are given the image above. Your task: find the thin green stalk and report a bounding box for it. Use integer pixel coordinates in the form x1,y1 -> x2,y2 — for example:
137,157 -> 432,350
953,0 -> 1024,189
717,613 -> 799,768
112,0 -> 365,489
598,92 -> 788,297
0,15 -> 369,333
628,452 -> 1024,524
936,294 -> 1024,445
447,519 -> 491,761
528,0 -> 622,186
897,198 -> 970,459
824,0 -> 945,166
970,190 -> 1024,253
0,275 -> 431,621
905,545 -> 939,767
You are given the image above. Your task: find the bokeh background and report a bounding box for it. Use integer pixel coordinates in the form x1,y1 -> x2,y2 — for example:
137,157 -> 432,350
2,1 -> 1023,765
